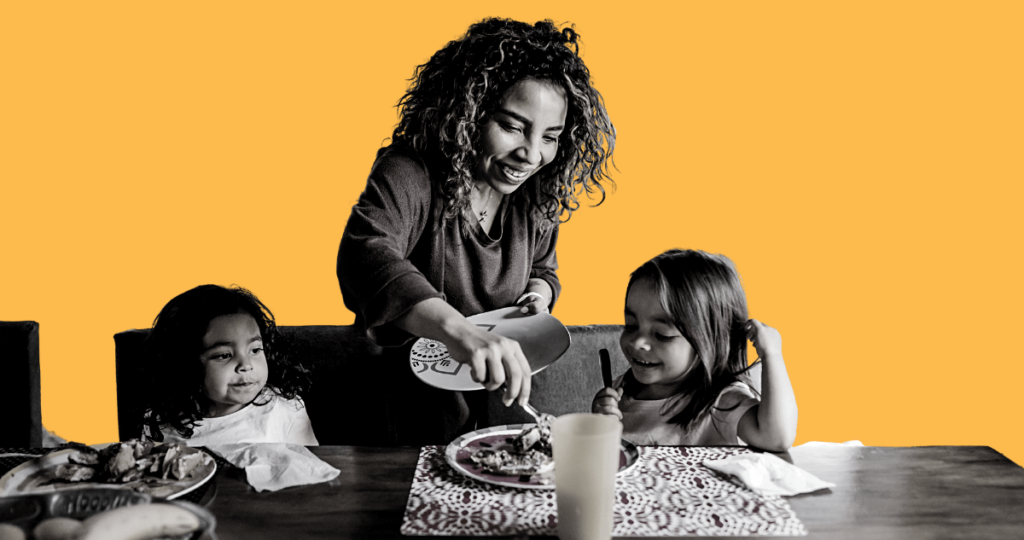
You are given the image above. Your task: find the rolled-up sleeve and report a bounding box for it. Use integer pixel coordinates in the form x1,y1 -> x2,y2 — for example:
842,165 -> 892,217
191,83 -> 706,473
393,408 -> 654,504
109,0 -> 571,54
337,151 -> 443,345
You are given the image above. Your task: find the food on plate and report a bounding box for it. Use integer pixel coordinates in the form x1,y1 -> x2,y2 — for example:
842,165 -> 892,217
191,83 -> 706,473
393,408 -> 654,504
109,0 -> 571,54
471,418 -> 555,477
32,517 -> 83,540
76,503 -> 201,540
49,439 -> 211,489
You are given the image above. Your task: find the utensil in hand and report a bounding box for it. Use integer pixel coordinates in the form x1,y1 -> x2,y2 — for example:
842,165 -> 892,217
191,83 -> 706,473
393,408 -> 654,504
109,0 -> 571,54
521,401 -> 554,426
600,348 -> 613,388
552,413 -> 622,540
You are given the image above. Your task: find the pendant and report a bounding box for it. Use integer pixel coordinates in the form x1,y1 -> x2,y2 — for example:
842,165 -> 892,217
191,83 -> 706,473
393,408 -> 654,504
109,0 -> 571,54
478,210 -> 487,223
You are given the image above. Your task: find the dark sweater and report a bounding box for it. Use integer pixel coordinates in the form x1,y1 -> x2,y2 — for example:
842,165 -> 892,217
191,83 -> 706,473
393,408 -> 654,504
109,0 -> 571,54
337,145 -> 562,443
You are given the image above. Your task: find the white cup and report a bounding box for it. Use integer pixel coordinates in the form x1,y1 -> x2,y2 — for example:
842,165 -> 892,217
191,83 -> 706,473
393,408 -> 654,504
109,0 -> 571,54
552,413 -> 622,540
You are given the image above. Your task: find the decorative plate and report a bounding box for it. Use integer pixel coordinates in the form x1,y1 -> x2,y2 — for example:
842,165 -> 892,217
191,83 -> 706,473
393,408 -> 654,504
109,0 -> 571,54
410,307 -> 571,391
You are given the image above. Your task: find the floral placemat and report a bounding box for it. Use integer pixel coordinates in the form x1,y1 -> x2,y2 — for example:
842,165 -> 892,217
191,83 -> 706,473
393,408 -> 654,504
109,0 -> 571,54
401,445 -> 807,536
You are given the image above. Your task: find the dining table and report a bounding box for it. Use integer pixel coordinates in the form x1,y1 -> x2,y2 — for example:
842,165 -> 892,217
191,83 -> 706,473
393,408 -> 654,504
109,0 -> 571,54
185,444 -> 1024,540
3,444 -> 1023,539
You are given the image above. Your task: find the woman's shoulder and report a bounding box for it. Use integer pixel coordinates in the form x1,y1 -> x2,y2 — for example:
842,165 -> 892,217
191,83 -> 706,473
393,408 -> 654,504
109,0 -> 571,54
371,145 -> 434,186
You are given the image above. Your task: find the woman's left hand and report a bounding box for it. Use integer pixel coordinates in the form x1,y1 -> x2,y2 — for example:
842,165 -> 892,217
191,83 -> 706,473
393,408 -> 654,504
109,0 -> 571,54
516,292 -> 549,315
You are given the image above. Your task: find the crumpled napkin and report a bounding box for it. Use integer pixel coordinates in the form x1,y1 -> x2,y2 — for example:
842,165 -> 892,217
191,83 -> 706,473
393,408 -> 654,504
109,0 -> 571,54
206,443 -> 340,492
703,452 -> 835,496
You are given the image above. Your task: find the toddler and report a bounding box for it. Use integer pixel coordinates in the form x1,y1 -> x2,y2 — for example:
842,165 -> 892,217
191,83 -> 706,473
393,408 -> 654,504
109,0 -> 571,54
592,250 -> 797,450
140,285 -> 317,446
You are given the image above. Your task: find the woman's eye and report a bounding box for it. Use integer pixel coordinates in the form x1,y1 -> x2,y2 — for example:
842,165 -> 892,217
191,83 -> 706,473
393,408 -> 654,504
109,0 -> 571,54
543,135 -> 559,144
252,347 -> 264,355
213,353 -> 231,361
499,122 -> 521,134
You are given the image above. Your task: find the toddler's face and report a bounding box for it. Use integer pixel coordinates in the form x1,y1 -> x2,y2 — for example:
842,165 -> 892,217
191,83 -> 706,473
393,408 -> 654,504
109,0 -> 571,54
199,313 -> 269,417
620,278 -> 697,399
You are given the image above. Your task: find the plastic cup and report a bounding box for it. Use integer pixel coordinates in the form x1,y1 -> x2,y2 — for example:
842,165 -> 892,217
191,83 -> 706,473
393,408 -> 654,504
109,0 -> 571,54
552,413 -> 622,540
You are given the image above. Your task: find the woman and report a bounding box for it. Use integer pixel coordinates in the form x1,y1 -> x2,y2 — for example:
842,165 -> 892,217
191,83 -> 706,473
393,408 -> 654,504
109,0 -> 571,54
337,18 -> 614,444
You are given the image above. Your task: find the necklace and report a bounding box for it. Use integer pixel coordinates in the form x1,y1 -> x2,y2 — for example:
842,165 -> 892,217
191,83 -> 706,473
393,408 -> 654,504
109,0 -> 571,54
477,189 -> 494,223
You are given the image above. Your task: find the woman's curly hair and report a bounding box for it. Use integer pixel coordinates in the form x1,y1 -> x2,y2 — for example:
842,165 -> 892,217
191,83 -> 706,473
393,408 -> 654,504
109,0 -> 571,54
139,285 -> 311,441
391,18 -> 615,229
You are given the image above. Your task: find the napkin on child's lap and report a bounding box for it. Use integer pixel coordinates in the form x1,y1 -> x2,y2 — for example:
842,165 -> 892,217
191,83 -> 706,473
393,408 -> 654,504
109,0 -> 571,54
702,452 -> 834,496
206,443 -> 340,492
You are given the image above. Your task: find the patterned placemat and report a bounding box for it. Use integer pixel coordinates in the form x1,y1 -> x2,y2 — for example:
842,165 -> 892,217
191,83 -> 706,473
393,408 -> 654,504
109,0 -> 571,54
401,445 -> 807,536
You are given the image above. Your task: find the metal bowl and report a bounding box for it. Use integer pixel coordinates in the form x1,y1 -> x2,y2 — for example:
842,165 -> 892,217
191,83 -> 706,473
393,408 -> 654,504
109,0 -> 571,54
0,487 -> 217,539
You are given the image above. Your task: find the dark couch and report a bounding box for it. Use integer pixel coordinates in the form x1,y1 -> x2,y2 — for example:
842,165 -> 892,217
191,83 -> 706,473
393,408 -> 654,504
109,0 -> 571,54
1,321 -> 43,448
114,324 -> 631,445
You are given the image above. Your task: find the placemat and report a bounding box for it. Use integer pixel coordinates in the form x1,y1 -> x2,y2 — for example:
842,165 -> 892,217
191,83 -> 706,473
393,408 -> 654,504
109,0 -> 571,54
401,445 -> 807,536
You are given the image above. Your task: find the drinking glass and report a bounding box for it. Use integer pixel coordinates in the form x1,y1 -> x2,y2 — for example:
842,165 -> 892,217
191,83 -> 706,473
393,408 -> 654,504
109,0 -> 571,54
552,413 -> 621,540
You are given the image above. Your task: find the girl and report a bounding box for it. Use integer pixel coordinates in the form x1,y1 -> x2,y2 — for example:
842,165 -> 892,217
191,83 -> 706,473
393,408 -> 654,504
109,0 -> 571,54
592,250 -> 798,451
140,285 -> 317,446
338,18 -> 615,444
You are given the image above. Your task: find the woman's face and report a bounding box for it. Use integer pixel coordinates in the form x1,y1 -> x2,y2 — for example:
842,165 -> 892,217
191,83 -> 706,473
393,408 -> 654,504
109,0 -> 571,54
474,78 -> 568,194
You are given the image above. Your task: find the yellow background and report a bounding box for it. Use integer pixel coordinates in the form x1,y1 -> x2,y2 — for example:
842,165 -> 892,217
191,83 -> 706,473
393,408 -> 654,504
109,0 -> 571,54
2,2 -> 1022,463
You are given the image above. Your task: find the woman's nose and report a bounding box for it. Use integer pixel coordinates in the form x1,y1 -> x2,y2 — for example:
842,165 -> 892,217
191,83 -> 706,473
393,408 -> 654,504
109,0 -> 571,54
515,137 -> 542,166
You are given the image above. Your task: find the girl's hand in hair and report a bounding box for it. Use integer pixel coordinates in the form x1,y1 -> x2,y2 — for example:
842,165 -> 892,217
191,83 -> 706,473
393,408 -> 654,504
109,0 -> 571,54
745,319 -> 782,361
591,386 -> 624,420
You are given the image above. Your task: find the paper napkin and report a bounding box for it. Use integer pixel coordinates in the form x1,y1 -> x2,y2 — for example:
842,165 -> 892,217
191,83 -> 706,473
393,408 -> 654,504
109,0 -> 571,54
702,452 -> 835,496
206,443 -> 340,492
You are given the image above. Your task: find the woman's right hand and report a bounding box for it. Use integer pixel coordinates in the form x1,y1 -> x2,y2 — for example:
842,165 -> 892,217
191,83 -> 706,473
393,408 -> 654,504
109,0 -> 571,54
395,298 -> 533,406
592,387 -> 623,420
445,322 -> 532,407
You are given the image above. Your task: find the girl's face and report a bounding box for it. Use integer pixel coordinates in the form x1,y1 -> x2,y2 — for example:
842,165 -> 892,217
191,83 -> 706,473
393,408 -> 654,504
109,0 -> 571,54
473,78 -> 567,195
199,313 -> 268,417
620,278 -> 697,400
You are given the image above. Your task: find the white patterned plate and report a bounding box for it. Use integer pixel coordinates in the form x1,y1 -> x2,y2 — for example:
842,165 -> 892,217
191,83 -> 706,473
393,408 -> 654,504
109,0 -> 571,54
409,307 -> 571,391
445,424 -> 639,490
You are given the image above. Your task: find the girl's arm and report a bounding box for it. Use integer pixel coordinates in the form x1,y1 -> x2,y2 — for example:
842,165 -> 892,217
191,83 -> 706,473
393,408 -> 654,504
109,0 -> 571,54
736,319 -> 798,452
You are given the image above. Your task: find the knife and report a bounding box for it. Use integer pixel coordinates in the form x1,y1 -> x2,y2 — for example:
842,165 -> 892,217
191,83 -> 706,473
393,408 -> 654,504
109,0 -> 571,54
599,348 -> 613,388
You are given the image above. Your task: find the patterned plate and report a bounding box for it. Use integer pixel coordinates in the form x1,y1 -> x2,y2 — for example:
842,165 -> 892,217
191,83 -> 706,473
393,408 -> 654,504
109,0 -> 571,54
410,307 -> 571,391
445,424 -> 639,490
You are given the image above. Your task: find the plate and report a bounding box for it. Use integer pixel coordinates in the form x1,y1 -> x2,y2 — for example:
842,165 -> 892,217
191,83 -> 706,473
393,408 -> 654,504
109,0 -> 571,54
410,307 -> 571,391
0,489 -> 216,540
0,444 -> 217,500
445,424 -> 639,490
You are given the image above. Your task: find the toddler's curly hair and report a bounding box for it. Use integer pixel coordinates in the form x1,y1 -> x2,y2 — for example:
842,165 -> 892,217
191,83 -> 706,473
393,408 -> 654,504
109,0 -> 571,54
391,18 -> 615,228
140,284 -> 311,441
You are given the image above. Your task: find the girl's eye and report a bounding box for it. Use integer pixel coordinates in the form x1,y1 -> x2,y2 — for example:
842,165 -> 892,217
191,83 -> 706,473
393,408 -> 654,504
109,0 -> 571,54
655,334 -> 678,342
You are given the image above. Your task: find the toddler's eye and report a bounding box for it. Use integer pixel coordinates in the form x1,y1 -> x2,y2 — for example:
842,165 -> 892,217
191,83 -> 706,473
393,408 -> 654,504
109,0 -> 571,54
655,334 -> 677,342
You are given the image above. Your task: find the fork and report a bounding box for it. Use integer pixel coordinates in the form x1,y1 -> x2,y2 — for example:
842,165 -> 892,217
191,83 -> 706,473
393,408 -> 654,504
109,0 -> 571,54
520,401 -> 555,426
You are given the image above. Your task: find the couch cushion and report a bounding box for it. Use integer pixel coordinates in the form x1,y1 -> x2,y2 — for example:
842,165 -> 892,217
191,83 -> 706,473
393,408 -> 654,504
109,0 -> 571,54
486,324 -> 629,425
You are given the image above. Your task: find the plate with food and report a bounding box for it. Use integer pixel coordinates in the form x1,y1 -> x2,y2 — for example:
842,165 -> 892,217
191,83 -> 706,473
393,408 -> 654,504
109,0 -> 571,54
0,439 -> 216,500
410,307 -> 571,391
445,422 -> 639,490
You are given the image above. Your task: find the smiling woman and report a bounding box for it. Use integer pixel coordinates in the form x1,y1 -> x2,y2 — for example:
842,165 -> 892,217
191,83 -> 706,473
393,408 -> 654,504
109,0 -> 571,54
336,18 -> 616,445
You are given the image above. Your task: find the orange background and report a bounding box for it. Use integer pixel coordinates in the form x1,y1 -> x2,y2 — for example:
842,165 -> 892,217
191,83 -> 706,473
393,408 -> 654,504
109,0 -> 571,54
2,2 -> 1022,463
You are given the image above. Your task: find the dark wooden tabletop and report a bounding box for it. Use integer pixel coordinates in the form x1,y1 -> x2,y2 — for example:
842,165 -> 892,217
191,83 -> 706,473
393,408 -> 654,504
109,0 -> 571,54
201,445 -> 1024,540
